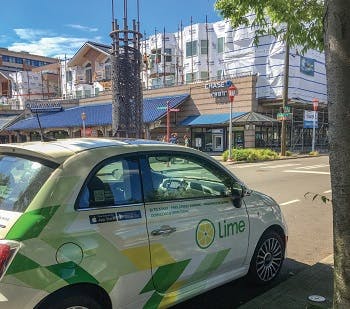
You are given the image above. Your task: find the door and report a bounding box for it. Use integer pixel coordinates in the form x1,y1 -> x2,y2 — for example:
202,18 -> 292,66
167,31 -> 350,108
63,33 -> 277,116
74,155 -> 151,307
141,151 -> 249,295
212,134 -> 223,152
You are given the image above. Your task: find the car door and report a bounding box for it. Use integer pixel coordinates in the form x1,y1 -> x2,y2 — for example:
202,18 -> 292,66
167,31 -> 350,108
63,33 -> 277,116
74,154 -> 151,307
140,151 -> 250,297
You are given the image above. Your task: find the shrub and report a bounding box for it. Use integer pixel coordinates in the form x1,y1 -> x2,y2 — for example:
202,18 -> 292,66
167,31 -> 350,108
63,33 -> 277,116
285,150 -> 293,156
309,151 -> 319,156
222,148 -> 279,162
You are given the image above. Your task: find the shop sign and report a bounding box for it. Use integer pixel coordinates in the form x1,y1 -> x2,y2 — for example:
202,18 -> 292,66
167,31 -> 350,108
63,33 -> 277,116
303,110 -> 318,128
204,80 -> 232,99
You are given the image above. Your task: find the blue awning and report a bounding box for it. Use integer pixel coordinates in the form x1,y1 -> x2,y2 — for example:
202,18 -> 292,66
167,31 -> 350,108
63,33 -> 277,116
7,94 -> 190,131
181,112 -> 246,126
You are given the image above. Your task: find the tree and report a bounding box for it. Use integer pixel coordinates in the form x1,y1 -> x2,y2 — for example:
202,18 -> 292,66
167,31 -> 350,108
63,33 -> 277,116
216,0 -> 350,307
215,0 -> 324,156
324,0 -> 350,307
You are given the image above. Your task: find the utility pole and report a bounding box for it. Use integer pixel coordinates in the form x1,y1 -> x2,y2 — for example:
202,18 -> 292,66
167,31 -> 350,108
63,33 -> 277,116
281,28 -> 289,156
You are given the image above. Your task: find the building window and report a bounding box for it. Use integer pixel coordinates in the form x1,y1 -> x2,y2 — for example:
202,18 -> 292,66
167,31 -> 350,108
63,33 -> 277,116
186,72 -> 197,83
105,59 -> 111,80
165,48 -> 172,62
217,69 -> 224,79
151,49 -> 161,64
186,41 -> 197,57
76,90 -> 83,98
200,71 -> 209,81
85,63 -> 92,84
217,37 -> 224,53
66,71 -> 72,82
200,40 -> 208,55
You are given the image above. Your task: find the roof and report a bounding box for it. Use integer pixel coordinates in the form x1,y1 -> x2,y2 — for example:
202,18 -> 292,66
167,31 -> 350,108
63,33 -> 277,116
68,41 -> 111,67
0,138 -> 177,164
181,112 -> 246,126
0,115 -> 21,130
7,94 -> 190,131
232,112 -> 278,124
143,94 -> 190,122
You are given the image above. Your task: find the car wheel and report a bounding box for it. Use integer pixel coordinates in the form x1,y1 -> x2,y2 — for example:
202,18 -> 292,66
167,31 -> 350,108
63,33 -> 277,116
36,293 -> 103,309
248,230 -> 285,285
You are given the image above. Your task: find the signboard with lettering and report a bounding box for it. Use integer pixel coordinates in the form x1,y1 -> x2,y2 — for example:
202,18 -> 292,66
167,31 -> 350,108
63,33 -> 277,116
303,110 -> 318,128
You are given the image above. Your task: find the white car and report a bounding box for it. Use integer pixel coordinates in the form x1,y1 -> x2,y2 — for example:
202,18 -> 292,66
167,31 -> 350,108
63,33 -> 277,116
0,138 -> 287,309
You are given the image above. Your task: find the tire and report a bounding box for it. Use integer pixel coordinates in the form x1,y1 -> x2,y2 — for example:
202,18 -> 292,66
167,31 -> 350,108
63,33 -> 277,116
36,292 -> 103,309
248,230 -> 285,285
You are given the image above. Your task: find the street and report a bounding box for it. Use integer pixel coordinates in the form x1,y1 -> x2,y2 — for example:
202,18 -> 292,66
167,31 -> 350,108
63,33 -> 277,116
174,155 -> 332,308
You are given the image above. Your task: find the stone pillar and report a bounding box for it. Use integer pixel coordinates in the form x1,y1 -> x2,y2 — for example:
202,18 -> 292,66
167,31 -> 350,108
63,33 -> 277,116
244,126 -> 256,148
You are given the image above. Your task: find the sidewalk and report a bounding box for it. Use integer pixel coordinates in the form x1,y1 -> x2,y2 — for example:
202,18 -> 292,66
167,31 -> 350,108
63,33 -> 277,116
239,255 -> 334,309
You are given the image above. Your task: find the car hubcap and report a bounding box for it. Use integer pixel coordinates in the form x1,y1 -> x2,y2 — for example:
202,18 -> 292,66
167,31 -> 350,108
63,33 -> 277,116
66,307 -> 89,309
256,237 -> 283,282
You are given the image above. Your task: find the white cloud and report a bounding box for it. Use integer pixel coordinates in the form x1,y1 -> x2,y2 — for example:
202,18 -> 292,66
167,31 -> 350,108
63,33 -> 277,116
8,28 -> 107,58
8,36 -> 89,59
66,24 -> 98,32
14,29 -> 54,41
0,35 -> 7,43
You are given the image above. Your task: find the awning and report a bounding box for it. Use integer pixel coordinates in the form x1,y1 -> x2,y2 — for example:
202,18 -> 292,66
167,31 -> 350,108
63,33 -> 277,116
181,112 -> 246,126
232,112 -> 278,124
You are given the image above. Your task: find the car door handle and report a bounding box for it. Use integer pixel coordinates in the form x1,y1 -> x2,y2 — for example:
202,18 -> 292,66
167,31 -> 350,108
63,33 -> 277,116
151,225 -> 176,236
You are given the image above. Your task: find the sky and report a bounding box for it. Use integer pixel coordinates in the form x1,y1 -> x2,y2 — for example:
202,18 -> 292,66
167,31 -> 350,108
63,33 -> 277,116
1,0 -> 222,59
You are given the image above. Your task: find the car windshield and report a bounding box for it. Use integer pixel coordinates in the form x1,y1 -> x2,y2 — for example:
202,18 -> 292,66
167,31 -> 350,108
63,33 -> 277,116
0,155 -> 54,212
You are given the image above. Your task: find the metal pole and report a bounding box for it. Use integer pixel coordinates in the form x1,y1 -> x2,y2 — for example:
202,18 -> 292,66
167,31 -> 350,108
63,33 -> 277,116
312,110 -> 316,152
228,100 -> 233,161
83,119 -> 86,137
281,26 -> 289,156
166,101 -> 170,142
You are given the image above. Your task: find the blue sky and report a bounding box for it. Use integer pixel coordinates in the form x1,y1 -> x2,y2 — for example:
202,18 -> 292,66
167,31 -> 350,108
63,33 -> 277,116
1,0 -> 221,59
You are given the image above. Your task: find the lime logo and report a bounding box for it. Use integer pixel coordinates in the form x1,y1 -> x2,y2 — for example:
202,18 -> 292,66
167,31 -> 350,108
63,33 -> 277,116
196,219 -> 215,249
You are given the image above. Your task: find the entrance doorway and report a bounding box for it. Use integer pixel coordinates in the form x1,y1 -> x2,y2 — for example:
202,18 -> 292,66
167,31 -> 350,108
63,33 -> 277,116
212,134 -> 223,152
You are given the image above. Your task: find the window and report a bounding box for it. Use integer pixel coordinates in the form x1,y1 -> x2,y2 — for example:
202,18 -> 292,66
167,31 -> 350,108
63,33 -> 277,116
0,155 -> 54,212
105,59 -> 111,80
77,157 -> 142,209
217,69 -> 224,79
164,48 -> 172,62
200,71 -> 209,81
186,41 -> 197,57
151,49 -> 161,64
66,71 -> 72,82
185,72 -> 194,83
85,63 -> 92,83
200,40 -> 208,55
217,37 -> 224,53
144,153 -> 234,202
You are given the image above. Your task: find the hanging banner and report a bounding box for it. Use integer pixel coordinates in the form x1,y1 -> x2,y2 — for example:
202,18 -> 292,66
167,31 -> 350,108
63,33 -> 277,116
300,56 -> 315,76
304,110 -> 318,128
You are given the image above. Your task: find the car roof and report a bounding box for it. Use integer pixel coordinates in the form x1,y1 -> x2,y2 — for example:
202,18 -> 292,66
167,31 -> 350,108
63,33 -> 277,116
0,138 -> 171,164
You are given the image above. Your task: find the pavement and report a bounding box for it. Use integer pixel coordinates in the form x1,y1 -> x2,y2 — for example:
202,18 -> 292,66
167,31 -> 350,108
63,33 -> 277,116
209,153 -> 334,309
239,255 -> 334,309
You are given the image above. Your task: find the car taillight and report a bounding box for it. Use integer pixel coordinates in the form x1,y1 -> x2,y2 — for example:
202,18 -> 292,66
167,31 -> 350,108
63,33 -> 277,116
0,241 -> 21,280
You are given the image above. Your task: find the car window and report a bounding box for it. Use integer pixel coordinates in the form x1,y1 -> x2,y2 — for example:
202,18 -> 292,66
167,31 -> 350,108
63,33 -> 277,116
146,153 -> 233,202
0,155 -> 54,212
77,157 -> 142,209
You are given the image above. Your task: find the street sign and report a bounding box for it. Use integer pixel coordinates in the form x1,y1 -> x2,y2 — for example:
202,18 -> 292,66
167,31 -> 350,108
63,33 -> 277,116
170,108 -> 180,112
277,112 -> 292,121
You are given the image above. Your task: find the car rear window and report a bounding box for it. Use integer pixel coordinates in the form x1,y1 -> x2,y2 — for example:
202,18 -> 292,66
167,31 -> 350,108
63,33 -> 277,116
0,155 -> 55,212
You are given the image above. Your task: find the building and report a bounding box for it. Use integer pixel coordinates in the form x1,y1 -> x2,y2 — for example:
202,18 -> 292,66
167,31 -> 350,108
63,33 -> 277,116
4,19 -> 328,152
0,48 -> 59,107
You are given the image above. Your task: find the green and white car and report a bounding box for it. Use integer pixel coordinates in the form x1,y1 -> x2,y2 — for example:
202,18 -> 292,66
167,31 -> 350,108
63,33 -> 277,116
0,138 -> 287,309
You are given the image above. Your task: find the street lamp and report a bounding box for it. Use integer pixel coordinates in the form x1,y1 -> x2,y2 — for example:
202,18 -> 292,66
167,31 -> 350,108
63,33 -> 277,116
227,84 -> 237,161
312,98 -> 319,152
81,112 -> 86,137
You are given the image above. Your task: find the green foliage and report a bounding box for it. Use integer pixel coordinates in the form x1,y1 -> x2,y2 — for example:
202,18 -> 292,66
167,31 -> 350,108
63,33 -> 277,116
222,148 -> 279,162
214,0 -> 324,53
304,192 -> 331,204
285,150 -> 293,156
309,151 -> 319,156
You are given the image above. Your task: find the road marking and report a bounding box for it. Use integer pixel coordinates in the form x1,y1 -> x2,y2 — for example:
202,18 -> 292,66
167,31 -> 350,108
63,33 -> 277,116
280,199 -> 300,206
295,164 -> 329,170
261,163 -> 301,169
234,163 -> 269,169
323,190 -> 332,194
283,170 -> 330,175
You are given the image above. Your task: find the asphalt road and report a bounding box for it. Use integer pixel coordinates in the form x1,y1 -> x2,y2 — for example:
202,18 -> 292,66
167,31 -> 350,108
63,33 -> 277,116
174,155 -> 332,309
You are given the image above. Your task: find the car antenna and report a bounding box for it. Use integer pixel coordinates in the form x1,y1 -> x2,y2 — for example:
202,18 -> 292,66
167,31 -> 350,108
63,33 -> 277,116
26,101 -> 63,141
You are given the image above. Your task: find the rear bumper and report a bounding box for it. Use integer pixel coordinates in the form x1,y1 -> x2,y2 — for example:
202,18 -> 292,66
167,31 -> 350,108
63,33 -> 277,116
0,283 -> 47,309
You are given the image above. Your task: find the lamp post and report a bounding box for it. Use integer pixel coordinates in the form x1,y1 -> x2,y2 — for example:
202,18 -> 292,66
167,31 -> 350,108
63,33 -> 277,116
227,85 -> 237,161
81,112 -> 86,137
312,98 -> 319,152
